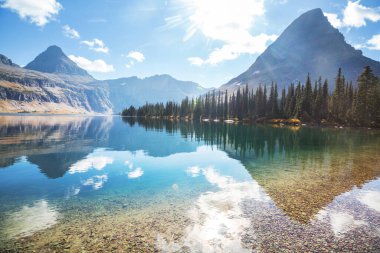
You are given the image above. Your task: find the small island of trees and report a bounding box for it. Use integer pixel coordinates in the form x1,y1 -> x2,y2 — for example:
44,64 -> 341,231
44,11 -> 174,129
122,66 -> 380,128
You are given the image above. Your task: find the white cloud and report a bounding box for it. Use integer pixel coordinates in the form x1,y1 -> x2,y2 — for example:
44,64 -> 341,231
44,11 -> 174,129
367,34 -> 380,50
202,167 -> 235,188
324,12 -> 343,28
325,1 -> 380,29
358,190 -> 380,211
125,160 -> 134,169
68,156 -> 113,173
210,33 -> 277,65
189,33 -> 277,66
1,0 -> 62,26
352,43 -> 365,50
128,167 -> 144,179
125,61 -> 134,69
343,0 -> 380,28
186,166 -> 201,177
329,211 -> 367,237
157,167 -> 268,252
188,57 -> 204,66
127,51 -> 145,62
81,38 -> 109,53
83,174 -> 108,190
3,200 -> 59,238
350,34 -> 380,51
177,0 -> 276,65
62,25 -> 80,39
68,55 -> 114,73
123,51 -> 145,69
182,0 -> 265,42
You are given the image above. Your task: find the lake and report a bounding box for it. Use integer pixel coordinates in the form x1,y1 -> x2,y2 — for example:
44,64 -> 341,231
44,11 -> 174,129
0,115 -> 379,252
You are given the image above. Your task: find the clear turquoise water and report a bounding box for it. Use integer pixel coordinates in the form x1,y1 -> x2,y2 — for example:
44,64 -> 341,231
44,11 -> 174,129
0,115 -> 379,252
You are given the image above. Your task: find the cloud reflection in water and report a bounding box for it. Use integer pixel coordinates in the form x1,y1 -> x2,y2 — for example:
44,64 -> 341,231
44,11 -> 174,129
358,190 -> 380,212
69,155 -> 113,174
158,166 -> 268,252
128,167 -> 144,179
3,200 -> 59,238
82,174 -> 108,190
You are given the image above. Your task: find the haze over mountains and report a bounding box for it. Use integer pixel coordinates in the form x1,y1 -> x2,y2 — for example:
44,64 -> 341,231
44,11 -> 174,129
94,75 -> 207,113
220,8 -> 380,93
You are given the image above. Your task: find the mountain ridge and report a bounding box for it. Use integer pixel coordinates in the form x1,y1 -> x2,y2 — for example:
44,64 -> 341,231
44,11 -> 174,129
0,46 -> 207,114
93,74 -> 208,113
220,8 -> 380,92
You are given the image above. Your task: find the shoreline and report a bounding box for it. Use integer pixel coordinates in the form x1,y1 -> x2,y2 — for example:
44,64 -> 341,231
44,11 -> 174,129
0,113 -> 377,130
120,115 -> 379,130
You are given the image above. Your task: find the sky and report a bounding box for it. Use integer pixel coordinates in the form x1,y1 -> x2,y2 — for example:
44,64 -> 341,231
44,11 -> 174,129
0,0 -> 379,88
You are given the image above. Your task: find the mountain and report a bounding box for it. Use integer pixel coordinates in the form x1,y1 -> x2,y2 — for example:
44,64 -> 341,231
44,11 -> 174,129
0,49 -> 112,114
25,45 -> 94,84
220,8 -> 380,92
93,74 -> 208,113
25,45 -> 90,76
0,46 -> 207,114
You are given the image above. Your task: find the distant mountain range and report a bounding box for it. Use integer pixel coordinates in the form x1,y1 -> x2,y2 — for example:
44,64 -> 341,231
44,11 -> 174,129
93,75 -> 207,113
0,46 -> 207,114
220,8 -> 380,93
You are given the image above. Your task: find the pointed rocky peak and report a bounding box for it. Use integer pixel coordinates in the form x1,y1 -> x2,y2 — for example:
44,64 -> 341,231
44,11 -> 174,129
266,7 -> 355,57
221,8 -> 379,92
25,45 -> 92,77
295,8 -> 326,23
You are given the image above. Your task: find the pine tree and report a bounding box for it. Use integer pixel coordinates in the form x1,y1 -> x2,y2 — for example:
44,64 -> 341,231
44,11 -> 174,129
313,81 -> 322,123
263,85 -> 267,116
224,90 -> 228,119
321,79 -> 329,120
302,73 -> 313,118
294,82 -> 302,118
280,88 -> 286,117
332,68 -> 346,123
356,66 -> 379,126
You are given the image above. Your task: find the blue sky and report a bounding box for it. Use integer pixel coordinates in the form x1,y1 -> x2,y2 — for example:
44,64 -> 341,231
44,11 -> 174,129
0,0 -> 379,88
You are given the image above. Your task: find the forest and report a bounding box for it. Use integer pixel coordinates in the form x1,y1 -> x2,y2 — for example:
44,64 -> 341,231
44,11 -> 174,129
122,66 -> 380,127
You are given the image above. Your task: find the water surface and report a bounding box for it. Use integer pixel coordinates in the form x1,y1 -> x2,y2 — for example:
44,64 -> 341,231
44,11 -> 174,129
0,116 -> 379,252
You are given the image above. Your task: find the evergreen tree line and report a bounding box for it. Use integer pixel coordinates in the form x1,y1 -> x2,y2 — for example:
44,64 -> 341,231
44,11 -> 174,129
123,117 -> 378,158
122,66 -> 380,127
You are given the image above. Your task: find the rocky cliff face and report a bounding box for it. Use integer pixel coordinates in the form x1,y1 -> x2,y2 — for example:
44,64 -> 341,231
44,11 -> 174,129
0,62 -> 112,114
220,8 -> 380,92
